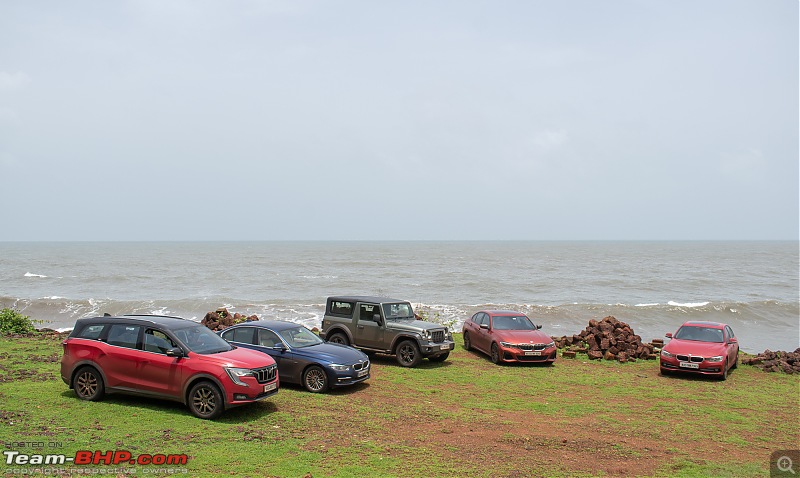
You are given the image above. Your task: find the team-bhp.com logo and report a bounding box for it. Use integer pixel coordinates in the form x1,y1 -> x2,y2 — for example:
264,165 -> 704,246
4,450 -> 189,466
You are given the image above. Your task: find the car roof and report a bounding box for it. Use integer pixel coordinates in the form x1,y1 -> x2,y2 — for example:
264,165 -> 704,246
482,310 -> 528,316
328,296 -> 407,304
76,314 -> 199,329
228,320 -> 303,332
681,321 -> 725,328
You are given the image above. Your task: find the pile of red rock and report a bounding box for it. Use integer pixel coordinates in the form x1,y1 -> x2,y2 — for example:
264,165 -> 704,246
201,308 -> 258,332
553,316 -> 659,362
741,349 -> 800,374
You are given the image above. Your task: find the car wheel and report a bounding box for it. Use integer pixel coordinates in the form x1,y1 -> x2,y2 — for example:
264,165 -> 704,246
428,352 -> 449,362
463,332 -> 472,351
490,343 -> 501,364
303,365 -> 329,393
73,366 -> 105,401
328,332 -> 349,346
660,367 -> 671,376
188,381 -> 224,419
396,340 -> 422,367
731,351 -> 738,369
720,360 -> 728,381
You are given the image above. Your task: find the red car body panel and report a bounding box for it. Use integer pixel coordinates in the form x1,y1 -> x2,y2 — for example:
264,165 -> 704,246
659,321 -> 739,378
463,310 -> 557,364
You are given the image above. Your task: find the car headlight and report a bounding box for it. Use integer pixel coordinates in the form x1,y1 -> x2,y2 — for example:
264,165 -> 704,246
225,367 -> 254,386
706,356 -> 724,362
660,350 -> 674,359
499,342 -> 515,349
445,328 -> 453,340
544,341 -> 555,349
420,330 -> 431,341
329,364 -> 350,372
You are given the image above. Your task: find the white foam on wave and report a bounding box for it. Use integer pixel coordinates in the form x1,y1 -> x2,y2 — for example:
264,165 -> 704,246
635,303 -> 660,307
25,272 -> 47,278
668,301 -> 710,308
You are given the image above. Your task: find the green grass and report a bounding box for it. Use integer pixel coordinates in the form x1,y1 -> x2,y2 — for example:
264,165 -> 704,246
0,333 -> 798,477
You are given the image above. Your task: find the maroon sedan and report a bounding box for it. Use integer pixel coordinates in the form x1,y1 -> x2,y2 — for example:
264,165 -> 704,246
462,310 -> 556,364
660,321 -> 739,380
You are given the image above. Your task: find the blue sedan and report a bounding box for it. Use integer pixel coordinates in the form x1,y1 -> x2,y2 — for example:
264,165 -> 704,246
219,320 -> 370,393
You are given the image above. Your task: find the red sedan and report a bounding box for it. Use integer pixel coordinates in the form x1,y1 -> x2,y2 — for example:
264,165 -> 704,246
462,310 -> 556,364
660,321 -> 739,380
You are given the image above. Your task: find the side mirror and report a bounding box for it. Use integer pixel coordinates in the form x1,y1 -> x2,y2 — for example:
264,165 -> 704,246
480,323 -> 489,330
272,344 -> 286,352
373,314 -> 384,326
665,332 -> 673,339
166,347 -> 184,358
728,337 -> 738,344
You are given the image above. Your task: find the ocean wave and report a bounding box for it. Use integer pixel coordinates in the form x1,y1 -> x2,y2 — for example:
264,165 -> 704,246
24,272 -> 47,278
667,301 -> 710,307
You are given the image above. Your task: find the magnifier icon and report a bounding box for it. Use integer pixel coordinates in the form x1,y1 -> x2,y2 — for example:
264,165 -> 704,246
778,456 -> 796,474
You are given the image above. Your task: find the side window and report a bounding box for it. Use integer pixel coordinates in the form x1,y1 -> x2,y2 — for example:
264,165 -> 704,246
726,326 -> 735,339
231,327 -> 255,345
77,324 -> 106,340
144,329 -> 176,354
106,324 -> 141,349
478,313 -> 489,326
360,304 -> 379,322
257,329 -> 282,347
329,301 -> 354,317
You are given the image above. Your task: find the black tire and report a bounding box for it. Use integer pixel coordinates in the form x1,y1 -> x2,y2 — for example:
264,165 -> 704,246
188,381 -> 224,419
731,351 -> 738,369
490,343 -> 501,365
463,332 -> 472,351
428,352 -> 449,362
73,366 -> 105,401
720,360 -> 728,381
396,340 -> 422,367
659,367 -> 671,377
328,332 -> 349,346
303,365 -> 329,393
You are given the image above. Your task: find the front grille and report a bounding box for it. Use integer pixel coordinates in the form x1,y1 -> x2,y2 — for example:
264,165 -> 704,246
252,365 -> 277,383
676,355 -> 704,363
431,331 -> 445,343
353,360 -> 369,371
517,343 -> 547,351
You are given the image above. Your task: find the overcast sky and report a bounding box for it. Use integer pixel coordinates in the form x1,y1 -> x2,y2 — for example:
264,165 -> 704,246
0,1 -> 797,241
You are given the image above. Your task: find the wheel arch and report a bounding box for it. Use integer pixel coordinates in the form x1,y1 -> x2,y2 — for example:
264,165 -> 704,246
69,361 -> 107,389
183,374 -> 227,407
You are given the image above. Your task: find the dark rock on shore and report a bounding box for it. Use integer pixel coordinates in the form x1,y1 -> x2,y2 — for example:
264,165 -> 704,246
553,316 -> 656,362
741,349 -> 800,374
201,308 -> 259,332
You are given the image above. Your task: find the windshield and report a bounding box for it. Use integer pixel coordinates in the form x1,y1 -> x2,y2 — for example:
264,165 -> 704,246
382,302 -> 414,320
674,326 -> 724,343
278,326 -> 324,348
492,315 -> 536,331
173,325 -> 233,354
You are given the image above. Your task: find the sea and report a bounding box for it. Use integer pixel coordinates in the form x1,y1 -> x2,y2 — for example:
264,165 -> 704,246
0,241 -> 797,354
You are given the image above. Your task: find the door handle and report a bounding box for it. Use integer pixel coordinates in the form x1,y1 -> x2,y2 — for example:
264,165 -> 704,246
357,325 -> 364,329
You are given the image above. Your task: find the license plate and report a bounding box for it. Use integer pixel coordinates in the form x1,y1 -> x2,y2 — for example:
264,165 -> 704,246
263,382 -> 277,393
357,369 -> 368,378
440,344 -> 450,351
525,351 -> 542,356
679,362 -> 699,369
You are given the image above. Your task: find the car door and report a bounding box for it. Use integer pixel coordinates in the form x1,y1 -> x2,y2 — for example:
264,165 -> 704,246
256,328 -> 300,383
725,326 -> 739,366
355,303 -> 385,350
100,323 -> 144,390
137,328 -> 183,398
471,313 -> 491,354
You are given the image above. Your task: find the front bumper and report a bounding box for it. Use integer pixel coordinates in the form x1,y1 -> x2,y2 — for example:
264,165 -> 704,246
226,376 -> 280,405
332,369 -> 370,387
421,341 -> 455,355
498,345 -> 557,363
659,357 -> 724,375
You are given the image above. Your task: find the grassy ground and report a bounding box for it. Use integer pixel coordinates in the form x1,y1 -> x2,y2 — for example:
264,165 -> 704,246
0,333 -> 798,477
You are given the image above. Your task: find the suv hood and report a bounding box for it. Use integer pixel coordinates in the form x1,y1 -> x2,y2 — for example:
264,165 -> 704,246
386,318 -> 444,331
192,347 -> 276,369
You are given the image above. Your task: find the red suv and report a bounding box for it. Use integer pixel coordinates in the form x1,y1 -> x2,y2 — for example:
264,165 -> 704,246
60,315 -> 279,419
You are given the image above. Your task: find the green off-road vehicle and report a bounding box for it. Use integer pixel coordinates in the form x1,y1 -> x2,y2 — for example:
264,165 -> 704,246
319,296 -> 454,367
